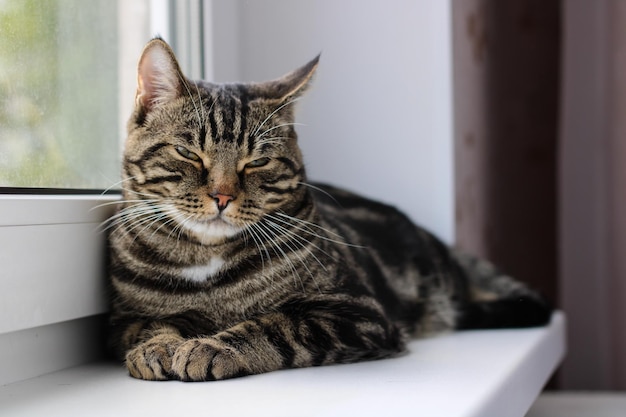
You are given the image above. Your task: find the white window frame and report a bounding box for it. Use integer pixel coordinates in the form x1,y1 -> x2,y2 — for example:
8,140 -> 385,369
0,194 -> 118,385
0,0 -> 212,386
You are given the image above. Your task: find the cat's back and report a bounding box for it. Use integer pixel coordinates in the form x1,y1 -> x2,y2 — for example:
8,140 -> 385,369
310,183 -> 445,276
311,181 -> 460,281
311,183 -> 421,243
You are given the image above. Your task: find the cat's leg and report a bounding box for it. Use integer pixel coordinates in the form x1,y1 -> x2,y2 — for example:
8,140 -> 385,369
170,318 -> 283,381
170,299 -> 405,381
110,320 -> 185,380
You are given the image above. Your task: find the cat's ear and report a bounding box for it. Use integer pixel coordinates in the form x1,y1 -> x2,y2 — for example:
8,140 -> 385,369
135,37 -> 185,113
259,55 -> 320,103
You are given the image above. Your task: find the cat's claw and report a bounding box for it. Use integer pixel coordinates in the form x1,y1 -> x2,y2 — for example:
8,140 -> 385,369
171,337 -> 245,381
125,334 -> 183,381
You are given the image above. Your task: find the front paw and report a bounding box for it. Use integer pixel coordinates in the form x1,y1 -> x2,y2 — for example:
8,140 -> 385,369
125,334 -> 183,380
171,338 -> 247,381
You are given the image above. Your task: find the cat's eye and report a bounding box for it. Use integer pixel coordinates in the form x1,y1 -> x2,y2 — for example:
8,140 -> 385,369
175,145 -> 201,162
246,157 -> 271,169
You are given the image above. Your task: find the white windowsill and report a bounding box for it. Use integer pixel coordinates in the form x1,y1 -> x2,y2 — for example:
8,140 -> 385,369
0,312 -> 565,417
0,195 -> 118,336
0,194 -> 118,384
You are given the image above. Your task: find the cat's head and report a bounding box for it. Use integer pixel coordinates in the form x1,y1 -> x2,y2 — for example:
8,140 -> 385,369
123,38 -> 318,245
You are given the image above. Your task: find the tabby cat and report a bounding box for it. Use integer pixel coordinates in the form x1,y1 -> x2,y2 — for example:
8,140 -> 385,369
107,38 -> 551,381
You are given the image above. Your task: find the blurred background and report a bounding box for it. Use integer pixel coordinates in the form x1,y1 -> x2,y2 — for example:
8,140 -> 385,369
0,0 -> 624,393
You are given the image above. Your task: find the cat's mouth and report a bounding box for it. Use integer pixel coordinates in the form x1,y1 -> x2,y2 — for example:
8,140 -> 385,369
183,216 -> 242,243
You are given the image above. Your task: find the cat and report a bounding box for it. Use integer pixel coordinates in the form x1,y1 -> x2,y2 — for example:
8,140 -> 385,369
107,37 -> 552,382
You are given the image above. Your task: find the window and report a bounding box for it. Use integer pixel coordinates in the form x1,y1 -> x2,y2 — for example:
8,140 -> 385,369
0,0 -> 206,384
0,0 -> 210,190
0,0 -> 156,189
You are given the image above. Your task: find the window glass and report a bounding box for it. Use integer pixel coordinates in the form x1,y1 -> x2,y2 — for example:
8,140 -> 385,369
0,0 -> 151,189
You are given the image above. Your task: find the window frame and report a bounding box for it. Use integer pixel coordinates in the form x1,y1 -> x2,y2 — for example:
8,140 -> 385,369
0,193 -> 118,335
0,0 -> 210,338
0,0 -> 213,386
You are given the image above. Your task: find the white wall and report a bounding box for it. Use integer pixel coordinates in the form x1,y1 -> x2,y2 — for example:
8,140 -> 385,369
210,0 -> 454,243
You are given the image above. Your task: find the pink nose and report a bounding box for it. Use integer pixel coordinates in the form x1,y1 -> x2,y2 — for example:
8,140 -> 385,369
210,193 -> 235,211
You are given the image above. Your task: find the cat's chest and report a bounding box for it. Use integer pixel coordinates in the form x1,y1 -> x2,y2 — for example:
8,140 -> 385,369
178,257 -> 227,283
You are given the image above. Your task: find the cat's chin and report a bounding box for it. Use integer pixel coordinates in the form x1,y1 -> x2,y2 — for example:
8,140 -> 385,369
183,218 -> 242,244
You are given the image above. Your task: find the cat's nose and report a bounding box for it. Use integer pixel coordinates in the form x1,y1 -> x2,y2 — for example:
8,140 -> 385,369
210,192 -> 235,211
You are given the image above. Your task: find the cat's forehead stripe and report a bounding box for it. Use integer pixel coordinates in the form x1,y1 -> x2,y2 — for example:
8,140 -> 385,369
203,86 -> 251,150
236,86 -> 249,148
219,94 -> 236,144
207,95 -> 219,145
199,124 -> 207,151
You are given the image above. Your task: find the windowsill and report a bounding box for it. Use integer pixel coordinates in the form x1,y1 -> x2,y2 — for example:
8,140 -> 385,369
0,195 -> 117,338
0,312 -> 565,417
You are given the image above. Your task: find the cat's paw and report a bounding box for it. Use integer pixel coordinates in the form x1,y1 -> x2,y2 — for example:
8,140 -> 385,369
171,337 -> 247,381
125,333 -> 183,381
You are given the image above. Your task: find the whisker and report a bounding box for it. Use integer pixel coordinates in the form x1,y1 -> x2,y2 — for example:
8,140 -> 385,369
256,122 -> 305,142
255,221 -> 304,292
264,220 -> 325,293
136,202 -> 180,233
106,201 -> 174,239
151,208 -> 188,240
194,82 -> 206,129
180,75 -> 202,127
297,182 -> 341,207
117,185 -> 162,200
252,98 -> 302,139
253,136 -> 293,150
99,176 -> 139,196
170,212 -> 195,249
264,220 -> 324,293
123,207 -> 169,234
265,217 -> 331,270
98,201 -> 161,233
91,198 -> 154,212
272,212 -> 366,249
244,222 -> 272,271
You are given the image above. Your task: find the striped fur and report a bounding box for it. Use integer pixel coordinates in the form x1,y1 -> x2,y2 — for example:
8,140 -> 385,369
107,38 -> 552,381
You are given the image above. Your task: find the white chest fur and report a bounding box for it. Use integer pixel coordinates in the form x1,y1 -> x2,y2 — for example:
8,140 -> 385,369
179,257 -> 226,283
